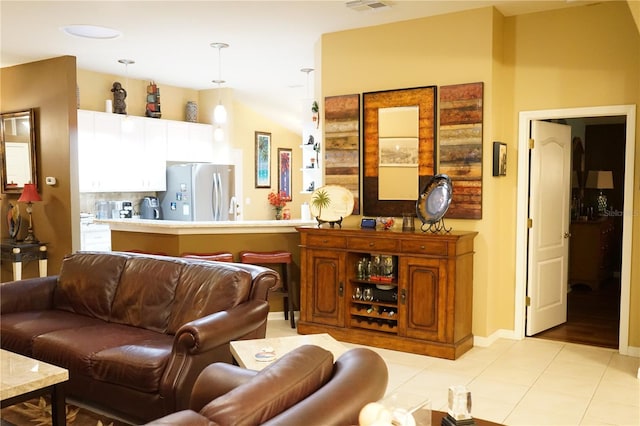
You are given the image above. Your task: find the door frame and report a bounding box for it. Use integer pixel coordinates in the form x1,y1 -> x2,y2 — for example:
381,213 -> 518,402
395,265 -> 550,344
514,104 -> 636,355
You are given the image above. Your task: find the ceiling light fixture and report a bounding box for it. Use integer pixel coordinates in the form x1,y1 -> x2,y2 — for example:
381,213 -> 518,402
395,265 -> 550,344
61,24 -> 122,39
211,42 -> 229,125
117,59 -> 135,131
301,67 -> 314,99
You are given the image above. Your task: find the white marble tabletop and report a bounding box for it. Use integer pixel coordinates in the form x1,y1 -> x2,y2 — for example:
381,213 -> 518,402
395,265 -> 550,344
1,349 -> 68,400
230,333 -> 348,371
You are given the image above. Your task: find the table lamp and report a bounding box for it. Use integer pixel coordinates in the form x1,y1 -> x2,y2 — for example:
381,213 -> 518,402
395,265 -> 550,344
17,183 -> 41,243
586,170 -> 613,215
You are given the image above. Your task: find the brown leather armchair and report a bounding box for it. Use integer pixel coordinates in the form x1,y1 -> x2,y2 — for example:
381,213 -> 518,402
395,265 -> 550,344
147,344 -> 389,426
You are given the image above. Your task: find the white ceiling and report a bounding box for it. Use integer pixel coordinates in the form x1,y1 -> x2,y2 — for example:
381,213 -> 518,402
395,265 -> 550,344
0,0 -> 604,132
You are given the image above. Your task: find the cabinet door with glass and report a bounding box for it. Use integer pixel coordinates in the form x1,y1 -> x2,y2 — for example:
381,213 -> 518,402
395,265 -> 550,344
304,248 -> 346,327
397,256 -> 449,342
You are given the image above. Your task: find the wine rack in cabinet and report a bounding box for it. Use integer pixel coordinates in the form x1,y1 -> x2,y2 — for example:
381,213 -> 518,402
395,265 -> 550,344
296,227 -> 477,360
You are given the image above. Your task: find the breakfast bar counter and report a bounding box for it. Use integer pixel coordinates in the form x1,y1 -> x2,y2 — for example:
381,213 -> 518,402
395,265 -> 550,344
96,218 -> 314,235
95,219 -> 315,311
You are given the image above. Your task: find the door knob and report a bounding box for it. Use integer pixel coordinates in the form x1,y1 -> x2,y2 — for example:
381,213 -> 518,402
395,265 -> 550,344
563,232 -> 571,238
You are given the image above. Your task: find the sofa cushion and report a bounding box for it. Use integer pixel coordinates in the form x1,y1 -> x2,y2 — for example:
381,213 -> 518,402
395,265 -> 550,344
0,310 -> 105,356
200,345 -> 334,425
32,322 -> 172,391
54,252 -> 129,321
110,256 -> 183,333
91,334 -> 173,392
167,261 -> 252,334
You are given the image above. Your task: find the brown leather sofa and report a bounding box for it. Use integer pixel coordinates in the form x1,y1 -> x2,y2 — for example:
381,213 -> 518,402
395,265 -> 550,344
147,344 -> 389,426
0,251 -> 278,424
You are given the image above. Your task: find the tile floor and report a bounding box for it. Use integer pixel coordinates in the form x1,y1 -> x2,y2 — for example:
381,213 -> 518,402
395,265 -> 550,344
266,318 -> 640,426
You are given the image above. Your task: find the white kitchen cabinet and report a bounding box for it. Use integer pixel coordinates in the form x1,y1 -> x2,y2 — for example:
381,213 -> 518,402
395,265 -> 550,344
78,110 -> 167,192
166,120 -> 214,162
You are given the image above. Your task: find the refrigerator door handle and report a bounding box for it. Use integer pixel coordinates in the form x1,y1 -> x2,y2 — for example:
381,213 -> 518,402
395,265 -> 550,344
214,172 -> 222,220
211,173 -> 218,221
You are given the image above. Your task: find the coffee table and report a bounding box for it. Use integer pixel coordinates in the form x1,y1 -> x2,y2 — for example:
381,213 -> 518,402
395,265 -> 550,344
1,349 -> 69,426
230,333 -> 348,370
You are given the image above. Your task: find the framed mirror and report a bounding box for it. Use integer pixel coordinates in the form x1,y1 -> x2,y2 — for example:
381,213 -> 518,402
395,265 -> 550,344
362,86 -> 436,216
0,109 -> 37,193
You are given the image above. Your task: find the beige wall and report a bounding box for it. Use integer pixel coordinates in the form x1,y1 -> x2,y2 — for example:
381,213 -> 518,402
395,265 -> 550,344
507,1 -> 639,347
321,2 -> 639,344
1,56 -> 77,279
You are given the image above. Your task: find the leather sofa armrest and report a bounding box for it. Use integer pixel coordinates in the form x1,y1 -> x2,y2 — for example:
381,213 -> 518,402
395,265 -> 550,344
0,276 -> 57,313
144,409 -> 216,426
189,363 -> 257,412
160,299 -> 270,410
263,348 -> 389,426
228,263 -> 278,301
173,299 -> 270,354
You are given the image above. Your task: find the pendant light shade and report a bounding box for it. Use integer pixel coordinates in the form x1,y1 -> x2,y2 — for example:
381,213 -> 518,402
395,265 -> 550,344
214,103 -> 227,124
211,42 -> 229,126
214,126 -> 224,142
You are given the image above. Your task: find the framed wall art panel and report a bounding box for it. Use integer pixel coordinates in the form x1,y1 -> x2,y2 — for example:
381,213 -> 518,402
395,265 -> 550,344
438,82 -> 483,219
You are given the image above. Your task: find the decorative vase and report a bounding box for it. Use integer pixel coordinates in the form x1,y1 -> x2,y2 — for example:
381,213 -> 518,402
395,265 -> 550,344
275,207 -> 283,220
186,101 -> 198,123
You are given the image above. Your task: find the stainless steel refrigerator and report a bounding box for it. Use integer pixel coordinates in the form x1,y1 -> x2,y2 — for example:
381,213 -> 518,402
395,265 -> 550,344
160,163 -> 236,221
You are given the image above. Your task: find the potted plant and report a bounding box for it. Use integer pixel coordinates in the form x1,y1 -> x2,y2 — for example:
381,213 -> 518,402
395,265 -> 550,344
268,190 -> 288,220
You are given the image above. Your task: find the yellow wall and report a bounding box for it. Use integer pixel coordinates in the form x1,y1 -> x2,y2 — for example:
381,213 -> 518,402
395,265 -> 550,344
507,1 -> 639,347
1,56 -> 77,279
321,2 -> 639,344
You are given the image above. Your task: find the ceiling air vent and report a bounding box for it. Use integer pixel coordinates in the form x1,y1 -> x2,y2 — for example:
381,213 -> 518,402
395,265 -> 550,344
345,0 -> 391,12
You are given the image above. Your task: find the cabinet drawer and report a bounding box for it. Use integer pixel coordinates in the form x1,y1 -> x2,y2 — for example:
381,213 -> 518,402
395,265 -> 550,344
400,240 -> 447,256
306,234 -> 346,249
348,237 -> 398,252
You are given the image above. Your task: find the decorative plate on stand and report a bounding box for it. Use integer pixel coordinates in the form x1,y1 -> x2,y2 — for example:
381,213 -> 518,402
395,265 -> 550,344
416,174 -> 453,232
309,185 -> 355,225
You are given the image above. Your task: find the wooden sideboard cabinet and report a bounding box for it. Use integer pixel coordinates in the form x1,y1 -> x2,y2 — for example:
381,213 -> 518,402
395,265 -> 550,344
296,227 -> 477,359
569,218 -> 614,290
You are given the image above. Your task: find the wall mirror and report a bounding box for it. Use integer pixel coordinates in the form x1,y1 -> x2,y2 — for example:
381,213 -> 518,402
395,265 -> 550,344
362,86 -> 436,216
1,109 -> 37,193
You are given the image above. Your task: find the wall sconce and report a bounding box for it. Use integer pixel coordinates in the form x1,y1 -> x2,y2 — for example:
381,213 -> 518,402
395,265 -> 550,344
586,170 -> 614,214
17,183 -> 42,243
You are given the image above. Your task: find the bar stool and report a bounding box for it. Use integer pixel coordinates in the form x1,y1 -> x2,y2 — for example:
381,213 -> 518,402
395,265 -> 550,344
240,250 -> 295,328
181,252 -> 234,262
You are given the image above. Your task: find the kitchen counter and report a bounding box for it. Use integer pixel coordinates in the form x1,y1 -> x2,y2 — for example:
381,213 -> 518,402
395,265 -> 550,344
95,218 -> 316,235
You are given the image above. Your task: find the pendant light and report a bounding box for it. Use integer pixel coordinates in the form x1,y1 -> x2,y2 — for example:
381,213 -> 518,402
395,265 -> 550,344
210,42 -> 229,125
118,58 -> 135,132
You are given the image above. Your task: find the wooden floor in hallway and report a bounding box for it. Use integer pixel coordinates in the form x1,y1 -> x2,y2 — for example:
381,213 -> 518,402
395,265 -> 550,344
534,278 -> 620,349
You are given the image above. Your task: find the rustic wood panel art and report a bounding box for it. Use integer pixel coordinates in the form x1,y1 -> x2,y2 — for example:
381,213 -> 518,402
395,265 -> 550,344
324,94 -> 360,214
363,86 -> 436,217
439,82 -> 483,219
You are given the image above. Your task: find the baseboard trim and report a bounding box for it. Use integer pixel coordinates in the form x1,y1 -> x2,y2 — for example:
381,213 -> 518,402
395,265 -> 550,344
624,345 -> 640,358
473,329 -> 519,347
267,311 -> 299,321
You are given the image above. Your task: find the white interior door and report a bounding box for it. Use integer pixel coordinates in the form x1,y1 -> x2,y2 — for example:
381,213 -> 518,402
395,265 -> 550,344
526,120 -> 572,335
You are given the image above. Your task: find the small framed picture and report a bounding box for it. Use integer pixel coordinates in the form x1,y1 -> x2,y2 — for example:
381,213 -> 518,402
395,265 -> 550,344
255,131 -> 271,188
278,148 -> 292,201
493,142 -> 507,176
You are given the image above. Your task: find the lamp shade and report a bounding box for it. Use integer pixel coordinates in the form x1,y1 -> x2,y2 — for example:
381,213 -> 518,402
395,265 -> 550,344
17,183 -> 41,203
213,103 -> 227,124
585,170 -> 614,190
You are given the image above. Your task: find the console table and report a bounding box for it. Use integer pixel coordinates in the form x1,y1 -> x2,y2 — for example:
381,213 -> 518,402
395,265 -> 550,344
0,240 -> 47,281
296,227 -> 477,360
